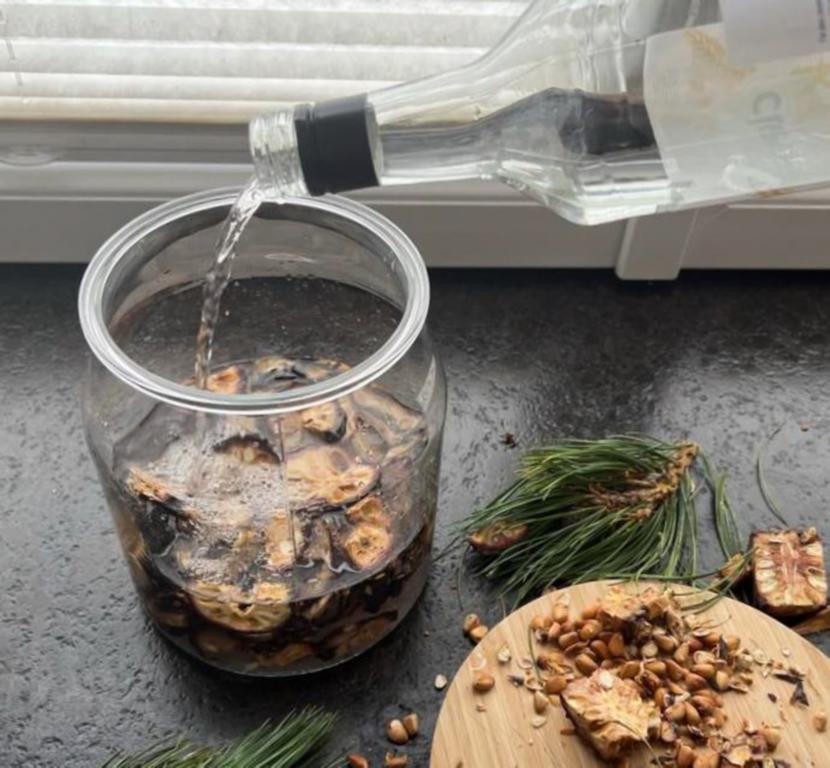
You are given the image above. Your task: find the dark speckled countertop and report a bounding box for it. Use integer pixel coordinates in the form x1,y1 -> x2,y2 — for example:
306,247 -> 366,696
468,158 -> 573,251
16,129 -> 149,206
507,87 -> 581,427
1,265 -> 829,767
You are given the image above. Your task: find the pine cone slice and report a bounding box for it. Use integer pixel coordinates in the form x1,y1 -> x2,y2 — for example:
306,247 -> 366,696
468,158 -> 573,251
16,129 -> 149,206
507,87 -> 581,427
752,528 -> 828,618
561,669 -> 659,761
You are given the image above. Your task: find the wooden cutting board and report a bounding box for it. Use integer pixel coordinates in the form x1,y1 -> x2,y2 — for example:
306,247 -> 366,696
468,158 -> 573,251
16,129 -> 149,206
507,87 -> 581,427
431,580 -> 830,767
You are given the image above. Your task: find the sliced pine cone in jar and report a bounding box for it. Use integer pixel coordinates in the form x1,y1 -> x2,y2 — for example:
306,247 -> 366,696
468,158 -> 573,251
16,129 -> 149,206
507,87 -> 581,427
264,511 -> 296,571
127,467 -> 194,516
272,411 -> 306,453
173,502 -> 254,570
346,417 -> 388,465
145,590 -> 191,631
752,528 -> 828,617
286,445 -> 379,510
191,625 -> 242,660
214,433 -> 281,465
327,612 -> 397,657
206,412 -> 280,459
250,356 -> 346,393
297,590 -> 343,625
254,642 -> 316,669
205,364 -> 247,395
126,468 -> 196,552
346,495 -> 392,528
299,401 -> 347,443
125,543 -> 152,593
250,357 -> 305,392
174,528 -> 258,587
292,358 -> 350,383
190,580 -> 292,633
350,388 -> 424,447
292,514 -> 336,570
338,381 -> 429,468
560,669 -> 659,761
341,522 -> 393,572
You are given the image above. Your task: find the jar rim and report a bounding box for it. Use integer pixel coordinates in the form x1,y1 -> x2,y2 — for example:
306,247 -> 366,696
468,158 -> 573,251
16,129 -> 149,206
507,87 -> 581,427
78,187 -> 430,415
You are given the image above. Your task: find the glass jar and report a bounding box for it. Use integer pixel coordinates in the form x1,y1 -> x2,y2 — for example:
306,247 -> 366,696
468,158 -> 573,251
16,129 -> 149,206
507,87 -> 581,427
78,189 -> 445,676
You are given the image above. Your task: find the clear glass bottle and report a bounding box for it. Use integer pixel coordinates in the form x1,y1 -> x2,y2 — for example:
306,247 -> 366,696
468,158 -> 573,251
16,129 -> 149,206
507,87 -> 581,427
79,189 -> 445,676
250,0 -> 830,225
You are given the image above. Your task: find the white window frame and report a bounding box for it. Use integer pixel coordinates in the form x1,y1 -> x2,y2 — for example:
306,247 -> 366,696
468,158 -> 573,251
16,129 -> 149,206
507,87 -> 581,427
2,144 -> 830,278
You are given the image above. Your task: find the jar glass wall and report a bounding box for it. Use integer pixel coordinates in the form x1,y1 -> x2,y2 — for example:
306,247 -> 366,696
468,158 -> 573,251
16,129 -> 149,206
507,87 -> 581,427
79,190 -> 445,676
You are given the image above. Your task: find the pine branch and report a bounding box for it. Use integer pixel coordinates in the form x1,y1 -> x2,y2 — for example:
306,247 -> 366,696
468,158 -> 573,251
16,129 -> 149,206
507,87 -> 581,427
101,708 -> 340,768
460,436 -> 746,605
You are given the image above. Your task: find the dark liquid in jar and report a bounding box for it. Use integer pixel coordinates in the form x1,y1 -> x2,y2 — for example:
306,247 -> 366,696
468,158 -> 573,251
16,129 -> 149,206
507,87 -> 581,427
106,357 -> 435,674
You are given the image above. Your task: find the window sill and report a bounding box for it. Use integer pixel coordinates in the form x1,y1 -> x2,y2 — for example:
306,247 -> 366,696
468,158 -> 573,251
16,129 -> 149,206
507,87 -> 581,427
2,158 -> 830,277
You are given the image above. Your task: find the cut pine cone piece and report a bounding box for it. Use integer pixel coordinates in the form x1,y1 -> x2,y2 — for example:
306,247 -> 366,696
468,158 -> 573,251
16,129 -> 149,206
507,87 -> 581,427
752,528 -> 828,618
561,669 -> 658,761
795,606 -> 830,636
467,521 -> 529,553
587,442 -> 699,520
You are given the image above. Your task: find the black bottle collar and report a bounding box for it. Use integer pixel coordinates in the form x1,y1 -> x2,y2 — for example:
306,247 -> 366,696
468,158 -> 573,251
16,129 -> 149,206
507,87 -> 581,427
294,94 -> 379,195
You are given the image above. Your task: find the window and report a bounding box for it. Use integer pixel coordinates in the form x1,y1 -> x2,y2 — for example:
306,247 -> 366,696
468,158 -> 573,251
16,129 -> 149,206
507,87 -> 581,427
0,1 -> 524,124
1,0 -> 829,274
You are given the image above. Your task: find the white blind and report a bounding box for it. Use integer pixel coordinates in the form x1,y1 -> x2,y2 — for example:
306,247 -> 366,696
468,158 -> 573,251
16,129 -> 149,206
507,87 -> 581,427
0,0 -> 526,123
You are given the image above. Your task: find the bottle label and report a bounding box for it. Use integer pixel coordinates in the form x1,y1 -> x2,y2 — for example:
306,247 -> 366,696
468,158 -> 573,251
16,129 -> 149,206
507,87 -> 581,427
721,0 -> 829,66
644,22 -> 830,205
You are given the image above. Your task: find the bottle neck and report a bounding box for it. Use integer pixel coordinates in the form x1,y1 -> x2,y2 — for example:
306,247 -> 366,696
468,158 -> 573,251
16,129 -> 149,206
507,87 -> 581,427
249,66 -> 496,198
249,107 -> 309,198
251,95 -> 381,197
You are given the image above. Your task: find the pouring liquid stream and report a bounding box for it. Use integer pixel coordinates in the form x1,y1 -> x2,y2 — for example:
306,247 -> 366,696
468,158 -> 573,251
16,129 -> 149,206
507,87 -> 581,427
194,177 -> 264,389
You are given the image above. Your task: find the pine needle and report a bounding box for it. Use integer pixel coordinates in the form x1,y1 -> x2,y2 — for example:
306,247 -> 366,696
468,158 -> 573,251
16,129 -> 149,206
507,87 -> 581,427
700,454 -> 742,559
101,708 -> 340,768
755,425 -> 790,526
460,436 -> 746,606
102,741 -> 211,768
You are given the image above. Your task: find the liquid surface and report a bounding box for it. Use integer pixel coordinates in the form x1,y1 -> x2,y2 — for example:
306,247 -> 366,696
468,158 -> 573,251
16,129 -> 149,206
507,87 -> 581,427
115,276 -> 402,388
